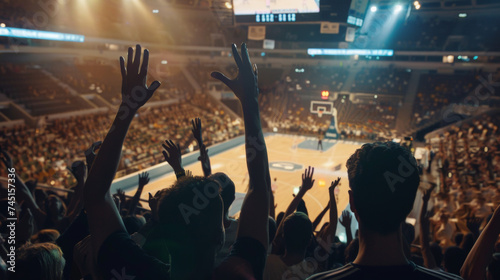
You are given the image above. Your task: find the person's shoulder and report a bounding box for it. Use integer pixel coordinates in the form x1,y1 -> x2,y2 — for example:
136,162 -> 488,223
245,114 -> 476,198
413,265 -> 463,280
306,263 -> 359,280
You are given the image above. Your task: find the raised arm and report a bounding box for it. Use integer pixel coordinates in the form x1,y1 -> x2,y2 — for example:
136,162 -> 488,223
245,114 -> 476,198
273,167 -> 315,251
312,202 -> 330,232
85,141 -> 102,174
318,178 -> 341,248
461,204 -> 500,280
420,184 -> 438,269
339,210 -> 353,245
191,118 -> 212,177
65,160 -> 87,221
128,171 -> 149,215
162,140 -> 185,178
83,45 -> 160,258
212,43 -> 271,249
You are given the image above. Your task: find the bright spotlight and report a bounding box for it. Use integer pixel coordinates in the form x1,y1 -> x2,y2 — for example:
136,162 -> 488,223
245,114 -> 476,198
225,2 -> 232,9
459,13 -> 467,18
394,4 -> 403,13
413,1 -> 421,9
0,23 -> 5,28
370,6 -> 377,12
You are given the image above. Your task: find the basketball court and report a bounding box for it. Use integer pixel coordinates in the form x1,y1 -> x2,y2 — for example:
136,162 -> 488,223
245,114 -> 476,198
127,134 -> 364,240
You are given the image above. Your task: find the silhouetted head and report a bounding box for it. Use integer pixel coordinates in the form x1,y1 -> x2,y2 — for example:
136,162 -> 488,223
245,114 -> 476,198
430,243 -> 443,267
443,246 -> 466,275
283,212 -> 313,254
276,211 -> 285,226
13,242 -> 65,280
156,176 -> 224,251
122,215 -> 146,235
346,141 -> 420,234
209,172 -> 235,216
45,195 -> 66,219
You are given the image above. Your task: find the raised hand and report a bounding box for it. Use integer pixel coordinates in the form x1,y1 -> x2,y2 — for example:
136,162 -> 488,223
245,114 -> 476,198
138,171 -> 150,187
191,118 -> 203,144
329,177 -> 341,192
339,210 -> 352,228
116,188 -> 126,210
191,118 -> 212,177
162,140 -> 183,173
119,45 -> 161,109
148,191 -> 160,222
301,166 -> 315,191
69,160 -> 87,184
128,171 -> 150,215
85,141 -> 102,172
211,43 -> 259,104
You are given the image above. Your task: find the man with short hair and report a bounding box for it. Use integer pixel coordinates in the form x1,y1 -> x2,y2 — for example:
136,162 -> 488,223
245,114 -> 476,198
264,212 -> 314,280
308,141 -> 462,279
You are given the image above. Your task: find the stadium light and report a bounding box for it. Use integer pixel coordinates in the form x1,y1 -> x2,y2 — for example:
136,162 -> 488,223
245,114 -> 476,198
459,13 -> 467,18
394,5 -> 403,13
413,1 -> 421,10
152,9 -> 159,13
225,2 -> 232,9
370,6 -> 377,12
0,23 -> 5,28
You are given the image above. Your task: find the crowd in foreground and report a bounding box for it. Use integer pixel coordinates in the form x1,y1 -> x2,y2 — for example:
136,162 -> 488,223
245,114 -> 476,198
0,44 -> 499,280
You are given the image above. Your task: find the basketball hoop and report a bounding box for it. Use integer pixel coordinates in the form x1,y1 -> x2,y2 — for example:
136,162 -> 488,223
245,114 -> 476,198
318,109 -> 324,118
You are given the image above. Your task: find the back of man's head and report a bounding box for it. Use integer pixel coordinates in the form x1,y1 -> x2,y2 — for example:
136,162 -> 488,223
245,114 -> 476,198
346,141 -> 420,234
157,176 -> 223,245
283,212 -> 313,254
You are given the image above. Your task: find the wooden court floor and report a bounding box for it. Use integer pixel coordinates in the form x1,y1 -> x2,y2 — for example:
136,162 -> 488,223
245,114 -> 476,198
128,135 -> 364,237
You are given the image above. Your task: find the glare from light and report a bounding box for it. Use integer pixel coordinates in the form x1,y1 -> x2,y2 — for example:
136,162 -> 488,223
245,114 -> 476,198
152,9 -> 159,13
459,13 -> 467,18
394,5 -> 403,13
374,95 -> 378,99
0,23 -> 5,28
370,6 -> 377,12
413,1 -> 421,9
225,2 -> 232,9
161,60 -> 167,64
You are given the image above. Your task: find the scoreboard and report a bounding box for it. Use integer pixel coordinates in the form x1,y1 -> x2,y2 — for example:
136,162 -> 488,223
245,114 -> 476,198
234,0 -> 370,27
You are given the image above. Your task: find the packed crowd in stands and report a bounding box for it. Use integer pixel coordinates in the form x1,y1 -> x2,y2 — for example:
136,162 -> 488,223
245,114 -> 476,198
0,92 -> 242,187
390,15 -> 500,52
350,67 -> 410,95
411,71 -> 482,128
1,45 -> 500,280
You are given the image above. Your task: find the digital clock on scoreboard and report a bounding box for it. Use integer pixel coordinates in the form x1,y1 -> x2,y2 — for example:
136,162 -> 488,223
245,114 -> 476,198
255,13 -> 297,23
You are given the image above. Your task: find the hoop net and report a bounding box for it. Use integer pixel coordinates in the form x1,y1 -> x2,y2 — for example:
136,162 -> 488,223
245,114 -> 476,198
317,108 -> 324,118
